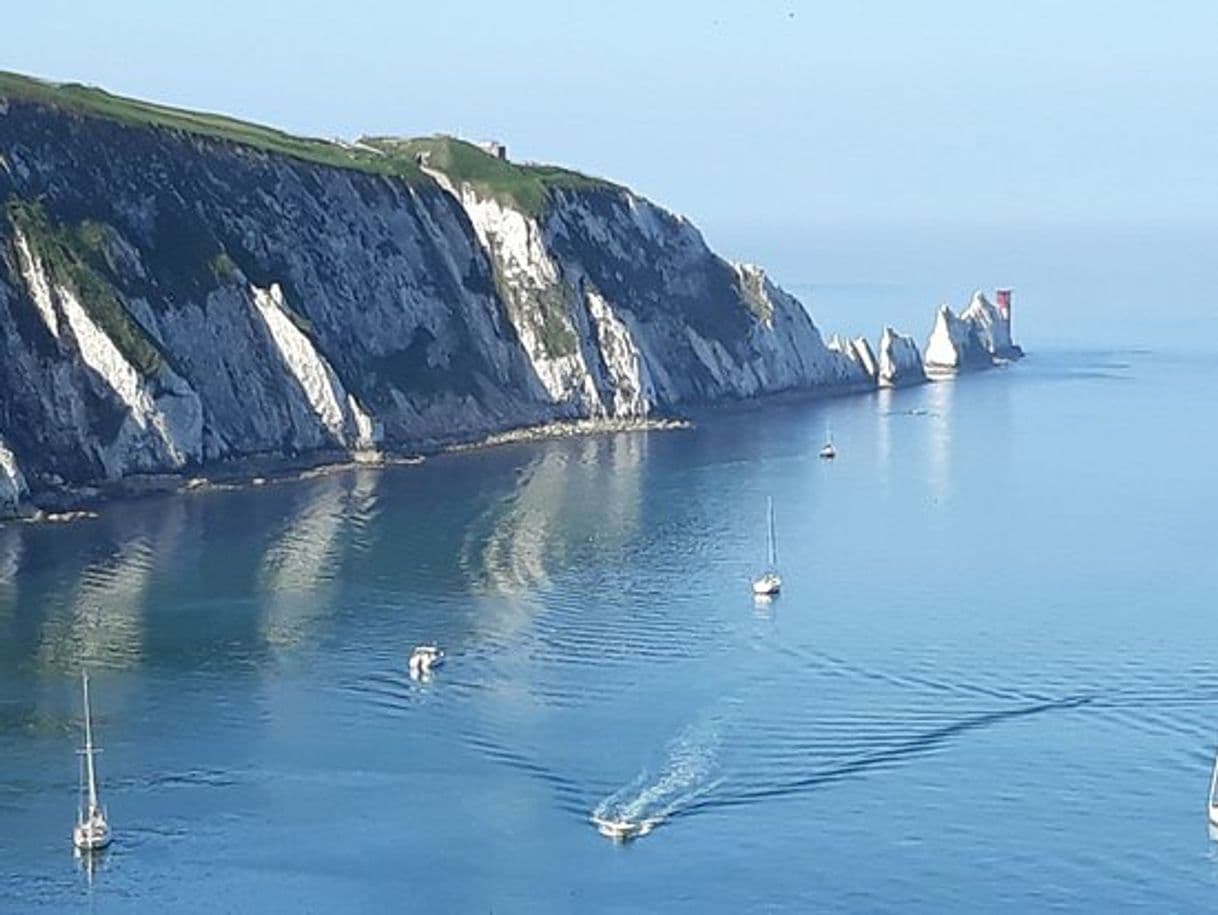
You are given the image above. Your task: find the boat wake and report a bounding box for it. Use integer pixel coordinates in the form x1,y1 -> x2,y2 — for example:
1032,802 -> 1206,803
591,719 -> 723,840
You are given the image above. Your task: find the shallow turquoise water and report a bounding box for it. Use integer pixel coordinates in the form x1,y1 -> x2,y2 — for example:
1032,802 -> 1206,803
2,348 -> 1217,912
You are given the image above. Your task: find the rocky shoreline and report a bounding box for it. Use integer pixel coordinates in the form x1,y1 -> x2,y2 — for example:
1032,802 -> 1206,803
1,416 -> 694,524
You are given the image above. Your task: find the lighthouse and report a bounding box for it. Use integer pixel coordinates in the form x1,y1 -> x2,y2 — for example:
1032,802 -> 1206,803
993,287 -> 1013,331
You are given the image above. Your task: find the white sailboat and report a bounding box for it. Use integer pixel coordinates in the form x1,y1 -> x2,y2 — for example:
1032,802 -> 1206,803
751,497 -> 782,596
72,670 -> 112,852
1208,753 -> 1218,827
818,426 -> 837,460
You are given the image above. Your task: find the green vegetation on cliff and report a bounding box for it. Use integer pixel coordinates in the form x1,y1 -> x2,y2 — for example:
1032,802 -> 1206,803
0,72 -> 614,216
362,136 -> 611,217
5,198 -> 163,375
0,71 -> 427,183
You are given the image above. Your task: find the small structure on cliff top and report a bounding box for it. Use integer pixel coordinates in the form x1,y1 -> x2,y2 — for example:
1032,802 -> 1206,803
476,140 -> 507,161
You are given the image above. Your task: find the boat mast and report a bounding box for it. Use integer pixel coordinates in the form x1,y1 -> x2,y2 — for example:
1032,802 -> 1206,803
1210,754 -> 1218,809
767,496 -> 777,569
81,671 -> 100,817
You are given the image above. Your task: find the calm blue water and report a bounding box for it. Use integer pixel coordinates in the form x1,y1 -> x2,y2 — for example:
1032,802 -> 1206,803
2,347 -> 1218,912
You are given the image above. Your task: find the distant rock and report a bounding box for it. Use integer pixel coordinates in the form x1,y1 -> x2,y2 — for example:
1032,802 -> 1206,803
924,291 -> 1023,377
877,327 -> 925,388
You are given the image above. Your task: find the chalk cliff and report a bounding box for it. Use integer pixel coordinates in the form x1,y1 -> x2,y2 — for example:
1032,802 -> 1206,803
0,73 -> 1017,513
924,291 -> 1023,376
877,327 -> 926,388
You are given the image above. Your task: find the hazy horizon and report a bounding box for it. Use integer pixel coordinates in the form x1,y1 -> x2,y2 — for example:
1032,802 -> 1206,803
3,1 -> 1215,348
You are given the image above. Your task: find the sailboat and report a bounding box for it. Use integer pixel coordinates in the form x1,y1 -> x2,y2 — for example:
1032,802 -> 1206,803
818,426 -> 837,460
1208,753 -> 1218,827
751,497 -> 782,596
72,670 -> 112,852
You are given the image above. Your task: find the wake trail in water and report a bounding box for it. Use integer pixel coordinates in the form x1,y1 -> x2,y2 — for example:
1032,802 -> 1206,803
684,694 -> 1098,815
591,716 -> 724,839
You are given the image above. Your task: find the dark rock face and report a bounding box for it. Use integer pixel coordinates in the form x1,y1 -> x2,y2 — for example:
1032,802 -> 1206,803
0,100 -> 869,501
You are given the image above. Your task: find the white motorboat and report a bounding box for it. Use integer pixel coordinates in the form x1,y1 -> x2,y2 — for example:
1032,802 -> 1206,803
592,814 -> 644,842
72,671 -> 112,853
409,645 -> 445,679
750,497 -> 782,596
1208,753 -> 1218,827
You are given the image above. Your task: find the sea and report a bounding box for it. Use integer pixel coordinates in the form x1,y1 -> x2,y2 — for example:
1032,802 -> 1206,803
1,224 -> 1216,912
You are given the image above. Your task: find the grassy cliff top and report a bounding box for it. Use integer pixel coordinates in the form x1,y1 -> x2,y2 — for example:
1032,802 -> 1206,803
0,70 -> 430,181
360,136 -> 615,216
0,71 -> 615,212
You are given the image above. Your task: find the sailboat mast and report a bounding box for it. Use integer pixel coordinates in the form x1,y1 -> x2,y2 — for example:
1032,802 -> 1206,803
767,497 -> 777,568
82,671 -> 99,815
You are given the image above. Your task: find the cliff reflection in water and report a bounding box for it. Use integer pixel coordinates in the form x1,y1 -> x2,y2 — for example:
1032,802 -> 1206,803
461,433 -> 647,641
33,501 -> 189,672
260,470 -> 381,653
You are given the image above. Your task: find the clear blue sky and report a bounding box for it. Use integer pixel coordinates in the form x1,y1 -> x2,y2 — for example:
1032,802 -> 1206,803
3,1 -> 1215,235
3,1 -> 1216,348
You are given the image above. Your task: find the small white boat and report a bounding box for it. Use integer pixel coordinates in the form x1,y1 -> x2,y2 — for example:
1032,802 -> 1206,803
819,427 -> 837,460
752,572 -> 781,597
751,497 -> 782,596
1208,754 -> 1218,827
408,645 -> 445,679
592,814 -> 644,842
72,671 -> 112,853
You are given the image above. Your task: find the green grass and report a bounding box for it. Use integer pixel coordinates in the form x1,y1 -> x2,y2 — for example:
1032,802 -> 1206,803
6,198 -> 163,375
363,136 -> 612,217
0,72 -> 617,215
0,70 -> 428,183
209,251 -> 238,282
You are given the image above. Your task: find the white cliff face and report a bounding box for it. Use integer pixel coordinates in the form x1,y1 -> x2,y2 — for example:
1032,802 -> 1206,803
960,290 -> 1015,356
433,175 -> 870,415
427,172 -> 600,413
12,229 -> 203,478
0,436 -> 27,511
584,286 -> 654,417
722,266 -> 869,395
878,327 -> 925,388
59,286 -> 203,474
924,305 -> 975,373
14,232 -> 60,338
251,283 -> 378,448
0,100 -> 1020,505
547,191 -> 873,404
829,334 -> 879,382
924,291 -> 1021,375
852,336 -> 879,380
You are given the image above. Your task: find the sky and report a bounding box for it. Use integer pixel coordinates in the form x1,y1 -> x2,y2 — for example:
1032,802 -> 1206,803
2,1 -> 1215,344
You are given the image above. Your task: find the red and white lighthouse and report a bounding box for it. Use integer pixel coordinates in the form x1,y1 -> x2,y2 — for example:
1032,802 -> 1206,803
995,288 -> 1012,321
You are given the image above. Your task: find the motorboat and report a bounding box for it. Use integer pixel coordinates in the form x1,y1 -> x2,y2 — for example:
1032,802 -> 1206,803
72,671 -> 112,852
409,645 -> 445,679
592,814 -> 644,842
